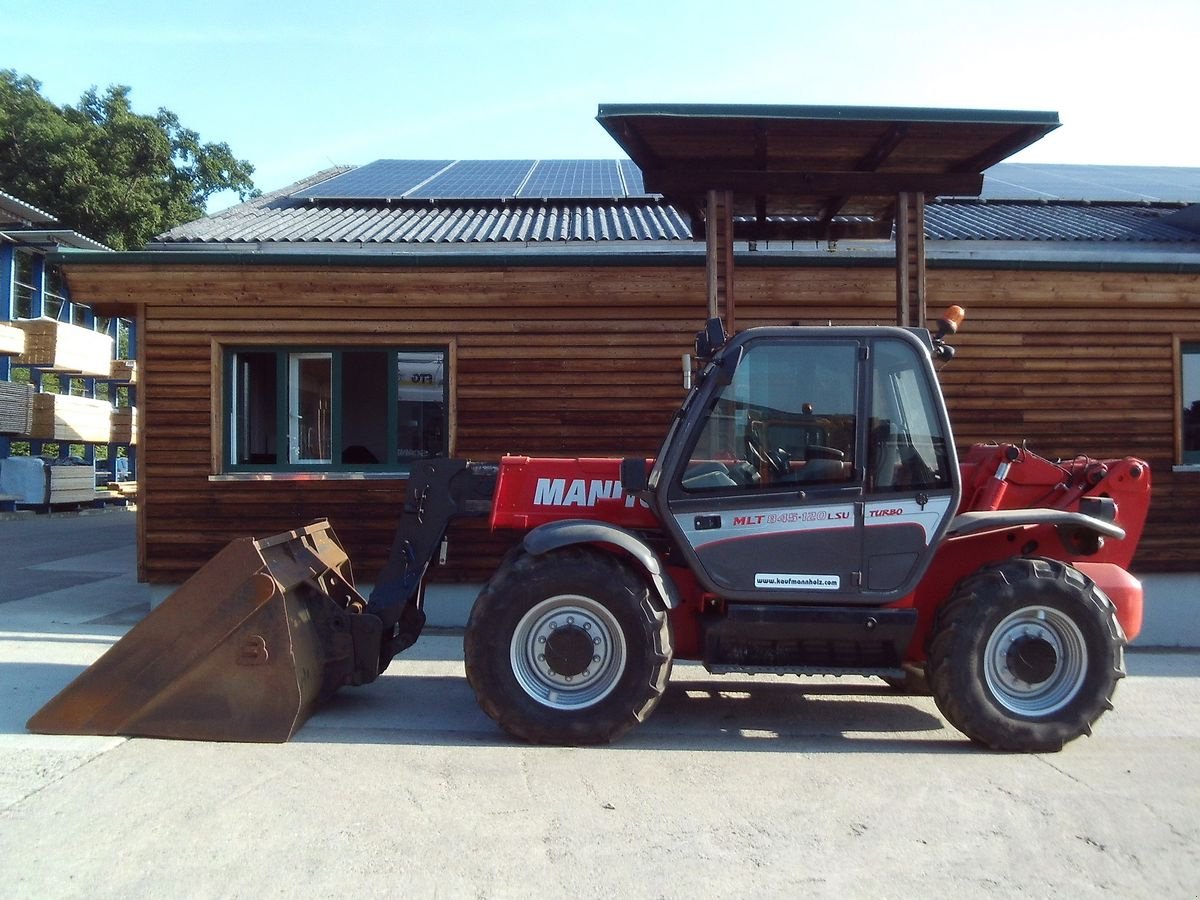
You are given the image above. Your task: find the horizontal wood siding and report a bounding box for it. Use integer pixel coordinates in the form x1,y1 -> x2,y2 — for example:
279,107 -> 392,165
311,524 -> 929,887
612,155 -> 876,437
927,267 -> 1200,573
64,261 -> 1200,581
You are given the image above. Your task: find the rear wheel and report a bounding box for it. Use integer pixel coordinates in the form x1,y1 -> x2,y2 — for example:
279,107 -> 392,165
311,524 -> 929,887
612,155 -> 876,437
927,557 -> 1125,752
464,547 -> 673,745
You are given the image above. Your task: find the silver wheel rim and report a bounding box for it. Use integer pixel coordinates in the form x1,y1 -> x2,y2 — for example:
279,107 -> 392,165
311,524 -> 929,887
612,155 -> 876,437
510,594 -> 627,710
984,605 -> 1088,717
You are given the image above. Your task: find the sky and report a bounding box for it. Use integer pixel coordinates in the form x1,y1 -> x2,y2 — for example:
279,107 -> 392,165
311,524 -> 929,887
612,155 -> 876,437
4,0 -> 1199,202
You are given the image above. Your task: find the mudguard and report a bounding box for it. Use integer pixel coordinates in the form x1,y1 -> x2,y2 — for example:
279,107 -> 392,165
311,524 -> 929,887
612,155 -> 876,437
523,519 -> 681,609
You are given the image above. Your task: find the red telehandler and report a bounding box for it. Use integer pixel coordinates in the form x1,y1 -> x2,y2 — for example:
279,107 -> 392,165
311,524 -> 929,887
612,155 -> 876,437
30,308 -> 1151,752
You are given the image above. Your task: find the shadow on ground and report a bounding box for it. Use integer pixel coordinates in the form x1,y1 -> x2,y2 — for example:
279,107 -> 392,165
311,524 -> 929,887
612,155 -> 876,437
4,659 -> 967,754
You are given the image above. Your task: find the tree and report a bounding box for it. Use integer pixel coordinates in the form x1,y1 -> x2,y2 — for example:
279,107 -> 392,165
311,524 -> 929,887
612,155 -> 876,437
0,70 -> 258,249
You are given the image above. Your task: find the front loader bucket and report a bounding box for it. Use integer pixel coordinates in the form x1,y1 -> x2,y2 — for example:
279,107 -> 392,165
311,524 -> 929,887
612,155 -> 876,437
27,520 -> 383,743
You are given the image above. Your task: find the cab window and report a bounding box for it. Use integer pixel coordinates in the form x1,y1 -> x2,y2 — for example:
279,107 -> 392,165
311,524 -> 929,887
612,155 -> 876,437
682,341 -> 858,492
868,339 -> 951,491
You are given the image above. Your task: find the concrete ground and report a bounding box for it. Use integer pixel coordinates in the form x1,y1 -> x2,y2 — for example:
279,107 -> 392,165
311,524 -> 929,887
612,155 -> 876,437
2,510 -> 1199,898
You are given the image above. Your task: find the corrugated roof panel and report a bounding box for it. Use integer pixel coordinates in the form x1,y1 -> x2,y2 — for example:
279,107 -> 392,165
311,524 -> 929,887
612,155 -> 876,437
157,198 -> 1200,245
926,201 -> 1199,242
153,163 -> 1199,247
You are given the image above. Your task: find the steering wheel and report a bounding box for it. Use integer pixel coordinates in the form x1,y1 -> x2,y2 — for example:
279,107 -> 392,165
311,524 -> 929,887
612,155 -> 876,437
745,431 -> 790,476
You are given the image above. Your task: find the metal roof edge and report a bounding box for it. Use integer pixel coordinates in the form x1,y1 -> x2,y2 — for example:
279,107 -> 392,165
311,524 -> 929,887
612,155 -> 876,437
3,228 -> 112,251
50,248 -> 714,269
52,247 -> 1200,276
596,102 -> 1061,127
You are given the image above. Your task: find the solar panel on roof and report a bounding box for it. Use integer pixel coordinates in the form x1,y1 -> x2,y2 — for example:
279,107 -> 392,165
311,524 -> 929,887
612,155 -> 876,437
517,160 -> 624,198
619,159 -> 652,197
406,160 -> 536,200
294,160 -> 453,200
982,163 -> 1200,203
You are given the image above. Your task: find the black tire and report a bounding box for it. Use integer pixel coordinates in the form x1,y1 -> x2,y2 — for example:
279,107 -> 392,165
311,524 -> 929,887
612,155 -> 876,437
881,666 -> 931,696
927,557 -> 1125,752
464,547 -> 673,745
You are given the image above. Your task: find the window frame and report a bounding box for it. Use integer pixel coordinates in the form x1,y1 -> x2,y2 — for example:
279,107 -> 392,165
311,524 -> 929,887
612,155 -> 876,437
1175,336 -> 1200,470
214,338 -> 455,477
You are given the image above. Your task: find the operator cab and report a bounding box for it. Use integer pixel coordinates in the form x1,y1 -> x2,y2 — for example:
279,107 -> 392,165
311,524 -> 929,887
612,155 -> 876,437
650,321 -> 961,605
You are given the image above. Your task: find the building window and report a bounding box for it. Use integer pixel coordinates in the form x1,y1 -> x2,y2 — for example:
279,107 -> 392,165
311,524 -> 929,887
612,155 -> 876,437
226,347 -> 448,471
1181,341 -> 1200,466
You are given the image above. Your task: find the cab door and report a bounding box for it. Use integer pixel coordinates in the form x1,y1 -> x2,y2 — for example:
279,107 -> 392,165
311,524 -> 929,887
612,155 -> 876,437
657,334 -> 870,603
861,337 -> 960,595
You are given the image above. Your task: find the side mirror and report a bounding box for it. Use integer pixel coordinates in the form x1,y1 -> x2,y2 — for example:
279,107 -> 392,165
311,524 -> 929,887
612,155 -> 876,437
620,457 -> 649,493
694,317 -> 728,361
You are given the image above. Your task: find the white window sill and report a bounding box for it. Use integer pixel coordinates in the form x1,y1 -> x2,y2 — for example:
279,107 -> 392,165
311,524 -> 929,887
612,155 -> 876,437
1172,465 -> 1200,474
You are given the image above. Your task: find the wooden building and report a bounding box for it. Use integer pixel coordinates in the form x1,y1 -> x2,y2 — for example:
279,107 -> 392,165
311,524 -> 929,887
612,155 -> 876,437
53,106 -> 1200,588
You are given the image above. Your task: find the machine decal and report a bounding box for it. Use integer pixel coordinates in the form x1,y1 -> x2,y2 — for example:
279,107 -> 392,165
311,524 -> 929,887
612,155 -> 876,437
533,477 -> 645,509
676,503 -> 856,549
864,496 -> 953,545
754,573 -> 841,590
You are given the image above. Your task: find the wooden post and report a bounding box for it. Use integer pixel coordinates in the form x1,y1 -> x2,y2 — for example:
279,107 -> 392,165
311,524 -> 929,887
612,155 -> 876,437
705,189 -> 736,332
895,192 -> 910,327
894,192 -> 927,327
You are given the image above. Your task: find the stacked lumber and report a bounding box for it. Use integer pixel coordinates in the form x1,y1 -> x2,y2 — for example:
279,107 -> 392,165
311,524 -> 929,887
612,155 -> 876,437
0,322 -> 26,356
107,480 -> 138,500
15,318 -> 113,377
30,393 -> 113,442
0,381 -> 35,434
110,359 -> 137,383
112,406 -> 138,444
47,465 -> 96,505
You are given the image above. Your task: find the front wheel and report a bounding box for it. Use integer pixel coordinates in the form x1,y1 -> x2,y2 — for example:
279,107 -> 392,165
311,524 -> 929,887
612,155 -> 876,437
464,547 -> 673,745
927,557 -> 1125,752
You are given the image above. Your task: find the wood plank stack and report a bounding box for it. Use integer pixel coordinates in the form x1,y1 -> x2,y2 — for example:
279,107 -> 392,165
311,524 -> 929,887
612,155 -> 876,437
0,322 -> 26,356
110,359 -> 137,383
0,381 -> 35,434
30,393 -> 113,442
111,406 -> 138,444
14,318 -> 113,377
107,480 -> 138,500
47,465 -> 96,504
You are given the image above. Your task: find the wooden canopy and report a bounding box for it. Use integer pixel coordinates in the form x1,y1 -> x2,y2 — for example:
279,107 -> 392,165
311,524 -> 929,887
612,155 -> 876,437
597,103 -> 1060,327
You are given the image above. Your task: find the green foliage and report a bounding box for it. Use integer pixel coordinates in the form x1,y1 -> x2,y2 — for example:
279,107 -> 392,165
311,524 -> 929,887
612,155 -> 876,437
0,70 -> 258,249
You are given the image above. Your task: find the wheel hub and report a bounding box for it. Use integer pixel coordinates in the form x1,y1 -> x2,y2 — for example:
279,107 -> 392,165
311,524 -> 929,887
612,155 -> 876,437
1005,635 -> 1058,685
543,624 -> 595,678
